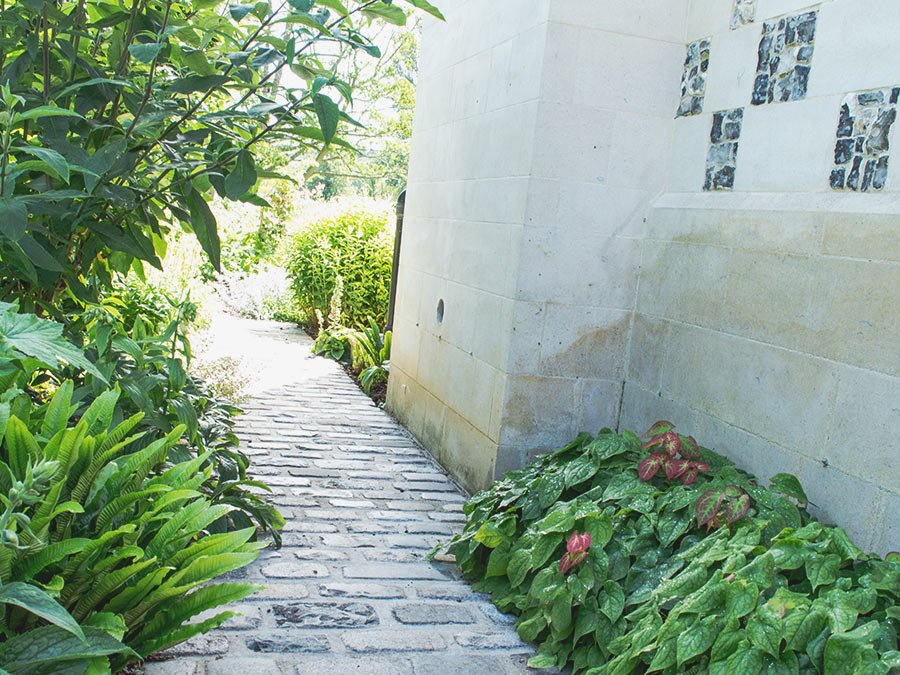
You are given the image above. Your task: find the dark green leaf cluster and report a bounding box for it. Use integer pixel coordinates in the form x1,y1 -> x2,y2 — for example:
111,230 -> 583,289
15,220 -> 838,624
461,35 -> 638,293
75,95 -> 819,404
285,207 -> 393,331
438,430 -> 900,674
0,0 -> 439,309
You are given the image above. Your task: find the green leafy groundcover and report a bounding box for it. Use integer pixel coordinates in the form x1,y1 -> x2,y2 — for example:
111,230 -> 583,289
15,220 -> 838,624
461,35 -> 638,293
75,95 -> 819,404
435,428 -> 900,674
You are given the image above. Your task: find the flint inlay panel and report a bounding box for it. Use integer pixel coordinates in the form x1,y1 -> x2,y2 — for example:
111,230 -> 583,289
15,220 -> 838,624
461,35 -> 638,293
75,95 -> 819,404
676,39 -> 710,118
704,108 -> 743,191
731,0 -> 758,29
829,88 -> 898,192
751,10 -> 817,105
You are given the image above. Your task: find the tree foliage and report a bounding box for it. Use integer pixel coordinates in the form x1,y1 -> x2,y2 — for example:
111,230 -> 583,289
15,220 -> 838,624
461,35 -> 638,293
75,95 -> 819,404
0,0 -> 442,312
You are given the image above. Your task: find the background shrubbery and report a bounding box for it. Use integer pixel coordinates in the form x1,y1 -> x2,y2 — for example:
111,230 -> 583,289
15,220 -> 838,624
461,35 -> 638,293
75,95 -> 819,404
284,204 -> 394,331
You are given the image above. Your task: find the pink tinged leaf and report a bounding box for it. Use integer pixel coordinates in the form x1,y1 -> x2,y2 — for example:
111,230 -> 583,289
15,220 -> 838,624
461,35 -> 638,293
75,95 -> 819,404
643,420 -> 675,438
693,462 -> 710,473
661,432 -> 681,458
641,437 -> 663,450
567,531 -> 581,553
638,454 -> 663,482
570,551 -> 588,567
724,484 -> 743,499
681,467 -> 699,485
581,532 -> 591,550
664,458 -> 690,480
680,435 -> 700,459
559,554 -> 573,574
695,490 -> 725,528
725,494 -> 751,524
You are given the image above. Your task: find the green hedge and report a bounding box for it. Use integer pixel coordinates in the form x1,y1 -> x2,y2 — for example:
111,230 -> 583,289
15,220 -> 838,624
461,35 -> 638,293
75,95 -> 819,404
436,424 -> 900,674
284,207 -> 393,330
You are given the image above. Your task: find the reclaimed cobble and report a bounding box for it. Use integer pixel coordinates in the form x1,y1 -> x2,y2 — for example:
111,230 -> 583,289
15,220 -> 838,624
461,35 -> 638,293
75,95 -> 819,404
144,317 -> 545,673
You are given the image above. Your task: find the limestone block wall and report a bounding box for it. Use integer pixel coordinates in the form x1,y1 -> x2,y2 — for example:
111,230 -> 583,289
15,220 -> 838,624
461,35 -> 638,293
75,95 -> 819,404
495,0 -> 689,475
387,0 -> 552,491
621,0 -> 900,553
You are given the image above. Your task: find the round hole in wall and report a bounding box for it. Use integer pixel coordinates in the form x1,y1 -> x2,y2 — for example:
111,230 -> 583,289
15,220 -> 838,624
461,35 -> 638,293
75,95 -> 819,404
436,299 -> 444,324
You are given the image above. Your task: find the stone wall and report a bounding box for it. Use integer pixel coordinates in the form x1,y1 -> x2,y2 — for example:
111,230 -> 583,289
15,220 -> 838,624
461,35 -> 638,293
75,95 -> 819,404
391,0 -> 900,553
622,0 -> 900,553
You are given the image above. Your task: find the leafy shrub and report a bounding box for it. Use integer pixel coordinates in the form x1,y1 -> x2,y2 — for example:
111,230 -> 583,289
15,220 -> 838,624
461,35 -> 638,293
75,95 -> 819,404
77,298 -> 284,545
350,318 -> 392,396
0,306 -> 265,670
436,426 -> 900,674
284,206 -> 393,330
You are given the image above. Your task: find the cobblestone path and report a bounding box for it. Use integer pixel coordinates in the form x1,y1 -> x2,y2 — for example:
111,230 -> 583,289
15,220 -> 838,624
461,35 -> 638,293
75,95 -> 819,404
145,317 -> 543,675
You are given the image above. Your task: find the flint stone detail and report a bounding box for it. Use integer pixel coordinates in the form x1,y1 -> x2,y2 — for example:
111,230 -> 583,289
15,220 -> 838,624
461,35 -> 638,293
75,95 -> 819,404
676,38 -> 711,118
752,10 -> 817,105
830,88 -> 898,192
272,601 -> 378,628
704,108 -> 743,191
731,0 -> 757,29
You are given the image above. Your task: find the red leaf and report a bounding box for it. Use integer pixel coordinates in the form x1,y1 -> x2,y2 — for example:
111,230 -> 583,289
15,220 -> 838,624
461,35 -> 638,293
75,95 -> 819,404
643,420 -> 675,438
641,437 -> 663,450
695,489 -> 725,528
661,432 -> 681,458
679,435 -> 700,459
693,462 -> 710,473
725,494 -> 751,524
559,553 -> 573,574
638,454 -> 663,482
681,467 -> 699,485
664,458 -> 690,480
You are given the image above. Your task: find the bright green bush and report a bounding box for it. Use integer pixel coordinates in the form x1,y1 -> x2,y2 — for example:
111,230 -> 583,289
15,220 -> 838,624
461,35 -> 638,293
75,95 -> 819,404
284,207 -> 393,331
436,426 -> 900,674
0,305 -> 266,671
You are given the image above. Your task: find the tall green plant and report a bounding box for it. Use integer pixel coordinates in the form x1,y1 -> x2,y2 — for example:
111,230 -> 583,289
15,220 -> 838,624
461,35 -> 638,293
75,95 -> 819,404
0,0 -> 442,311
285,206 -> 393,329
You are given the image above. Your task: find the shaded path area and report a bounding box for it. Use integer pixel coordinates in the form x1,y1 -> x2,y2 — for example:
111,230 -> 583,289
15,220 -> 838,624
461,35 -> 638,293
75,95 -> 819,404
145,316 -> 543,674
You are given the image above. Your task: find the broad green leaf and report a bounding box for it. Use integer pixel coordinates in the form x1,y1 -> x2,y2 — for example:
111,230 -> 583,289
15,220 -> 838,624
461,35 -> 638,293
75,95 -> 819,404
0,310 -> 103,378
537,508 -> 575,535
405,0 -> 445,20
0,625 -> 134,668
224,150 -> 257,199
647,636 -> 677,672
725,580 -> 758,620
724,643 -> 766,675
0,197 -> 27,242
806,553 -> 840,591
186,189 -> 220,272
312,93 -> 340,144
537,471 -> 565,508
677,614 -> 718,666
769,473 -> 808,506
128,43 -> 164,64
506,548 -> 532,587
599,580 -> 625,622
362,2 -> 407,25
0,583 -> 84,640
16,146 -> 70,183
573,604 -> 600,642
474,520 -> 506,548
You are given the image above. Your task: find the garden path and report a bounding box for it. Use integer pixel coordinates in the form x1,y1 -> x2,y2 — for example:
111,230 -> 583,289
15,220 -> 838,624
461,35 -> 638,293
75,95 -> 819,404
143,315 -> 549,675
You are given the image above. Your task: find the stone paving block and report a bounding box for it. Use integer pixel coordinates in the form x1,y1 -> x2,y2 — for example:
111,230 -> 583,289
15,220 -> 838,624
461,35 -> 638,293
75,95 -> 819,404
247,584 -> 310,601
392,603 -> 476,625
319,583 -> 407,599
343,563 -> 448,580
246,634 -> 331,653
411,654 -> 508,675
150,635 -> 230,659
142,660 -> 202,675
292,548 -> 350,561
454,631 -> 527,649
272,601 -> 378,628
205,657 -> 287,675
294,656 -> 414,674
342,630 -> 447,652
260,562 -> 330,578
